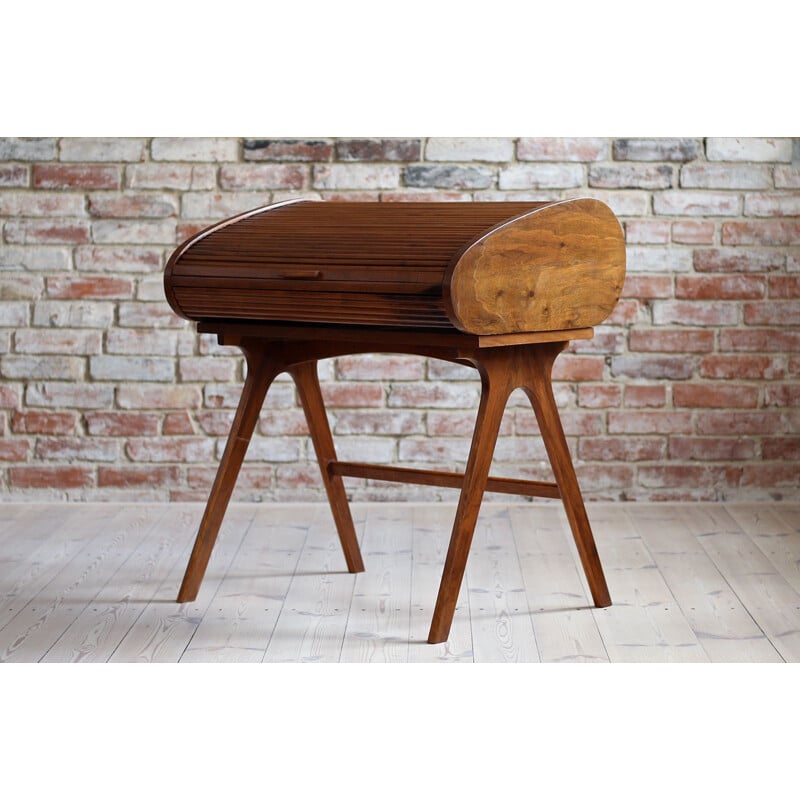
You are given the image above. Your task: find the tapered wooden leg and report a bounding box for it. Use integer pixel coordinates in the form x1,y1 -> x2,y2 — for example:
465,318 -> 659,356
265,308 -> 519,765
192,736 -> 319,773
523,343 -> 612,608
177,345 -> 281,602
428,358 -> 513,644
289,360 -> 365,573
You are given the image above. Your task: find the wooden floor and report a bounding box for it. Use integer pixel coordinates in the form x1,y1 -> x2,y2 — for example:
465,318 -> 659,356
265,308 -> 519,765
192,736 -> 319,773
1,500 -> 799,663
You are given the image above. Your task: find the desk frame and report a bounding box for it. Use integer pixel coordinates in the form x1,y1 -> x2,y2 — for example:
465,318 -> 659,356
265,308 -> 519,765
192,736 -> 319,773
177,322 -> 612,644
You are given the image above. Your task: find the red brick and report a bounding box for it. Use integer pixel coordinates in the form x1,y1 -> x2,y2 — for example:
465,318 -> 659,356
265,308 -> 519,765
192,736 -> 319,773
33,164 -> 121,189
762,438 -> 800,460
218,165 -> 306,190
274,464 -> 320,490
722,221 -> 800,246
9,466 -> 94,489
699,355 -> 784,380
579,437 -> 665,461
608,411 -> 693,434
606,299 -> 643,325
243,139 -> 333,162
743,301 -> 799,325
764,384 -> 800,407
675,275 -> 765,300
177,222 -> 208,241
4,220 -> 90,244
337,139 -> 421,161
87,193 -> 178,218
162,411 -> 195,435
639,465 -> 741,489
0,440 -> 31,461
98,466 -> 182,488
693,248 -> 784,273
624,385 -> 666,407
669,436 -> 756,461
671,221 -> 715,244
674,383 -> 759,408
85,412 -> 161,436
769,276 -> 800,298
577,385 -> 622,408
321,383 -> 384,408
622,275 -> 673,299
568,331 -> 626,354
46,275 -> 133,299
11,411 -> 78,434
552,356 -> 604,381
719,328 -> 800,352
518,138 -> 607,161
321,192 -> 382,202
629,328 -> 715,353
187,465 -> 274,490
740,465 -> 799,489
195,410 -> 235,435
516,410 -> 602,436
624,220 -> 671,244
652,300 -> 738,326
696,411 -> 782,436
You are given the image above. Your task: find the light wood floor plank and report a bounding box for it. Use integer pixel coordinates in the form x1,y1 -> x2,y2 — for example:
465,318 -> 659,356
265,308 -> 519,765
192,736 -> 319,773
41,505 -> 196,663
510,503 -> 608,662
680,505 -> 800,662
108,504 -> 256,662
407,504 -> 473,662
339,505 -> 413,663
628,505 -> 783,663
262,506 -> 365,662
588,505 -> 709,662
0,505 -> 165,662
181,506 -> 309,662
2,501 -> 800,663
467,506 -> 540,663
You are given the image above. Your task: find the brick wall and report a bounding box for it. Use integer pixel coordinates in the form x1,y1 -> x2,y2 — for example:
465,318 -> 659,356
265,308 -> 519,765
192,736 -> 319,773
1,137 -> 798,502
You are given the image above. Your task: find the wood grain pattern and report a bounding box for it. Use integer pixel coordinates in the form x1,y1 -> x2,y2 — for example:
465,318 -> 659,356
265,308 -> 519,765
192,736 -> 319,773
164,199 -> 624,334
2,502 -> 800,662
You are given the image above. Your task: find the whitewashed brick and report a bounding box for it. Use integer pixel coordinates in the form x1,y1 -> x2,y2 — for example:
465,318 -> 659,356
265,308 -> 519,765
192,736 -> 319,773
117,302 -> 187,328
706,137 -> 792,162
0,192 -> 86,217
563,189 -> 650,216
151,138 -> 238,162
613,139 -> 700,162
74,246 -> 162,273
241,436 -> 303,462
0,275 -> 44,300
36,437 -> 119,462
626,246 -> 692,273
472,190 -> 561,202
499,164 -> 583,190
2,355 -> 84,380
106,329 -> 178,355
128,164 -> 193,189
0,245 -> 71,271
14,329 -> 101,354
335,436 -> 397,464
654,191 -> 741,216
775,166 -> 800,189
681,164 -> 772,189
91,219 -> 176,244
181,191 -> 268,219
0,138 -> 57,160
136,275 -> 168,301
313,164 -> 400,190
589,164 -> 673,189
60,138 -> 146,162
90,355 -> 175,381
32,301 -> 115,328
0,302 -> 29,327
425,138 -> 514,162
398,437 -> 469,463
744,193 -> 800,217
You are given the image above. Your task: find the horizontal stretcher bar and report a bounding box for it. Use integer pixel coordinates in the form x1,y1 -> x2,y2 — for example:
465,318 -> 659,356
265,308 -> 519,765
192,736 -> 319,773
328,461 -> 561,499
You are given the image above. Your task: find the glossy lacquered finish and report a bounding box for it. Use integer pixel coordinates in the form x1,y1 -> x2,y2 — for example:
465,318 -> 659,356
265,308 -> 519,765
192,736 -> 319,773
164,198 -> 625,335
165,199 -> 624,643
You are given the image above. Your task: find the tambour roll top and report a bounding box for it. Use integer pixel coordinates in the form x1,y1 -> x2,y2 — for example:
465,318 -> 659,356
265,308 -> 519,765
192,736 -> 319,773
164,198 -> 626,335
